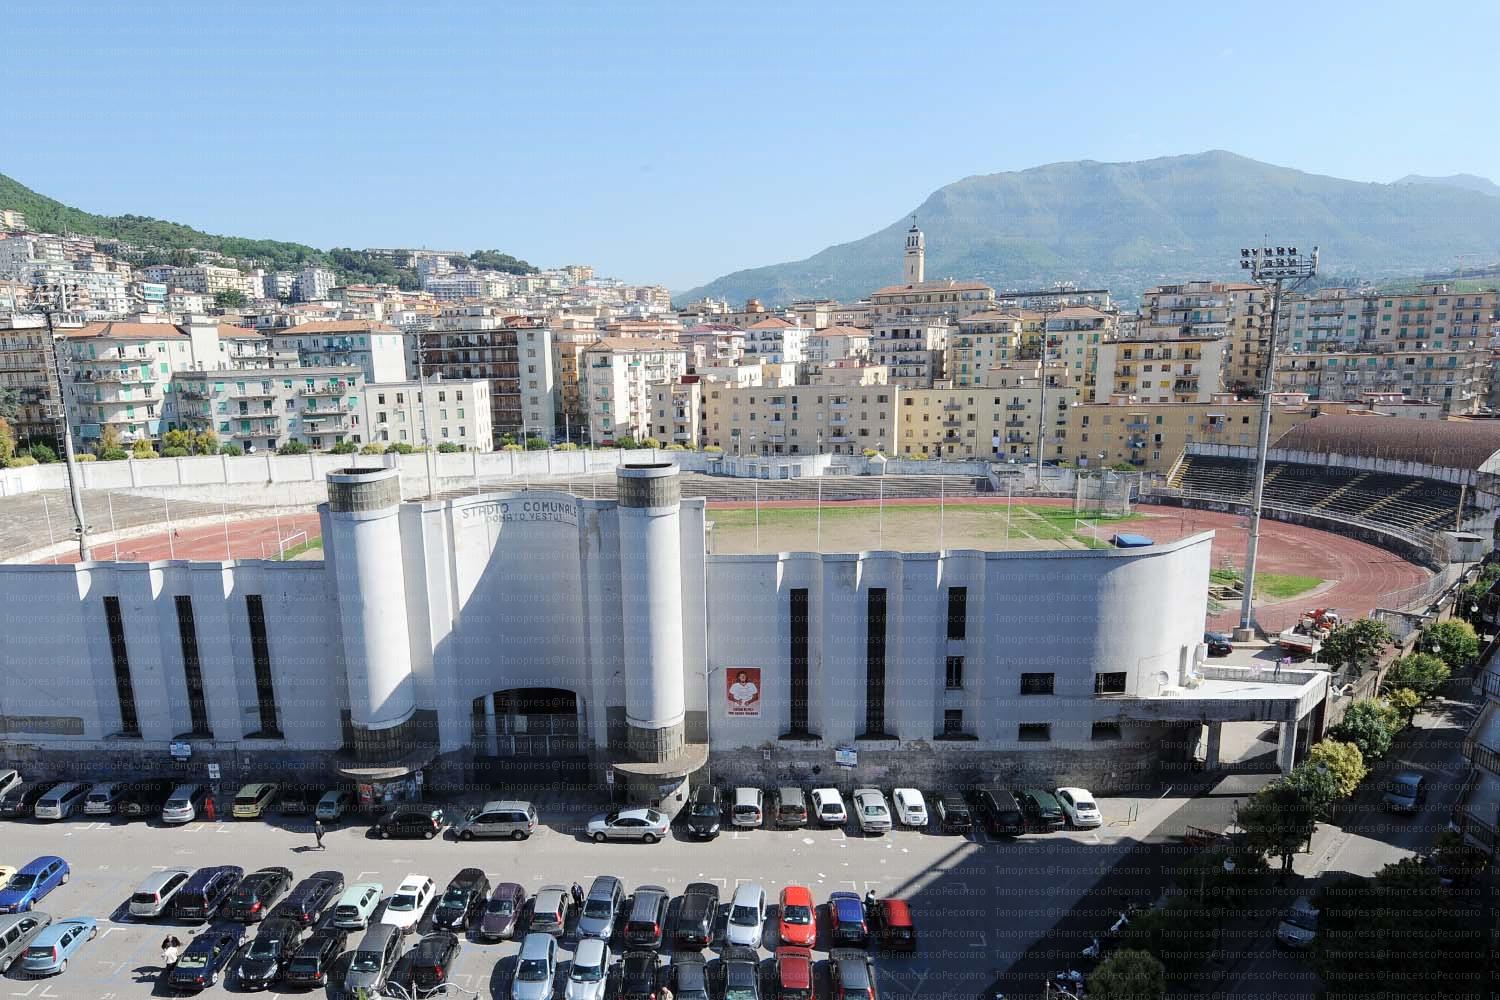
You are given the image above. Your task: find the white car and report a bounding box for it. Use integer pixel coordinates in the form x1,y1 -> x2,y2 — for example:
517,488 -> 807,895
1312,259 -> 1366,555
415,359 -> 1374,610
725,882 -> 766,948
891,788 -> 928,827
810,788 -> 847,827
852,788 -> 892,834
382,874 -> 435,933
1055,787 -> 1102,828
564,937 -> 610,1000
586,807 -> 670,843
83,782 -> 122,816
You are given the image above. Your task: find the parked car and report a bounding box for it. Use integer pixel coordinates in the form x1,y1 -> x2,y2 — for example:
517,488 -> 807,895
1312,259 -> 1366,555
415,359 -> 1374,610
82,782 -> 124,816
283,926 -> 347,988
1204,631 -> 1234,656
383,874 -> 435,934
314,787 -> 354,822
1,783 -> 54,819
852,788 -> 892,834
225,866 -> 293,922
774,787 -> 809,828
275,785 -> 319,816
726,882 -> 766,948
1055,787 -> 1102,828
330,881 -> 383,931
529,883 -> 572,937
118,778 -> 174,821
511,932 -> 558,1000
732,787 -> 764,828
0,770 -> 18,800
432,868 -> 490,932
1016,789 -> 1066,832
829,947 -> 877,999
576,874 -> 624,941
618,948 -> 662,1000
231,782 -> 279,820
623,884 -> 670,949
129,868 -> 193,919
168,921 -> 245,992
684,785 -> 722,839
1383,772 -> 1427,813
1275,895 -> 1320,949
810,787 -> 847,827
235,915 -> 303,990
162,784 -> 209,824
673,881 -> 719,949
345,922 -> 403,995
0,912 -> 52,975
967,788 -> 1025,837
670,949 -> 712,1000
778,885 -> 816,947
827,892 -> 869,947
587,807 -> 670,843
33,782 -> 90,821
891,788 -> 928,827
174,865 -> 244,922
18,917 -> 95,976
718,944 -> 761,1000
871,897 -> 916,953
776,945 -> 815,1000
565,937 -> 611,1000
453,799 -> 537,840
933,793 -> 973,834
0,866 -> 12,888
275,870 -> 344,927
410,930 -> 462,992
478,881 -> 527,941
372,805 -> 445,839
0,857 -> 69,914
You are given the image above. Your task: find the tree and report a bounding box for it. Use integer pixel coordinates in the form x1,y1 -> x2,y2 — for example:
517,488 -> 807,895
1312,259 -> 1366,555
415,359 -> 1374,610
359,443 -> 385,455
1385,686 -> 1421,725
192,429 -> 218,455
98,446 -> 129,461
0,386 -> 20,423
1418,618 -> 1479,671
1381,652 -> 1450,700
1238,778 -> 1320,873
218,443 -> 243,456
131,439 -> 158,458
1087,948 -> 1165,1000
436,441 -> 463,453
0,416 -> 15,465
329,441 -> 358,454
615,435 -> 639,449
1317,618 -> 1392,673
1327,699 -> 1400,761
641,437 -> 662,449
213,289 -> 246,309
97,423 -> 122,454
161,429 -> 192,452
1117,899 -> 1217,974
1305,739 -> 1367,800
276,440 -> 309,455
28,443 -> 58,463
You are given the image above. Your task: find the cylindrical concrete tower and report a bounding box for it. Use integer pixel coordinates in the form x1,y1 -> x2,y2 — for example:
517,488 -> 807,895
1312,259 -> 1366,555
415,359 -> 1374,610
617,463 -> 686,763
326,468 -> 417,760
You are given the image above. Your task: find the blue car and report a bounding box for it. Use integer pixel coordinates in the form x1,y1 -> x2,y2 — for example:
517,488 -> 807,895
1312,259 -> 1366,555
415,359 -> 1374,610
828,891 -> 870,947
0,857 -> 69,914
19,917 -> 96,975
168,922 -> 246,992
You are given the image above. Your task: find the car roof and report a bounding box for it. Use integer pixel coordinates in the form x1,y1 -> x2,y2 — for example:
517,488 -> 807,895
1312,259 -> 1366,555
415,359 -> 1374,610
138,868 -> 193,890
415,931 -> 457,954
777,785 -> 802,796
831,894 -> 864,917
341,881 -> 381,897
19,856 -> 64,873
730,883 -> 763,903
396,874 -> 429,890
812,787 -> 843,799
357,923 -> 400,948
448,867 -> 487,887
623,950 -> 658,971
237,782 -> 274,793
781,884 -> 813,904
479,799 -> 532,810
1392,771 -> 1424,784
587,875 -> 621,894
835,953 -> 872,985
573,936 -> 607,962
518,931 -> 553,957
256,916 -> 302,936
683,881 -> 718,896
881,898 -> 913,924
490,881 -> 523,897
1057,786 -> 1092,798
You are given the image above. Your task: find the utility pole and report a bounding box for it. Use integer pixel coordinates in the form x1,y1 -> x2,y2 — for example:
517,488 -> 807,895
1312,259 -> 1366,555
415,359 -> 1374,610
39,292 -> 92,561
1034,301 -> 1061,490
412,330 -> 437,498
1234,245 -> 1318,641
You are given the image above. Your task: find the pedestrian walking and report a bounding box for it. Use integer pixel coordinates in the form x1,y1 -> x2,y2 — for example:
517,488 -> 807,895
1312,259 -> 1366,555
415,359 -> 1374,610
659,985 -> 674,1000
314,818 -> 326,850
204,795 -> 216,822
570,882 -> 584,910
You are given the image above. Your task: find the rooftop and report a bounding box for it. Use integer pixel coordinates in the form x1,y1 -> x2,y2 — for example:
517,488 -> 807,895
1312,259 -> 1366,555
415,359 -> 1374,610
1274,413 -> 1500,471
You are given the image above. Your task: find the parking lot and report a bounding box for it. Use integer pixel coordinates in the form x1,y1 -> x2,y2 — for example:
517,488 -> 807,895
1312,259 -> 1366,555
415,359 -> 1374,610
0,792 -> 1187,998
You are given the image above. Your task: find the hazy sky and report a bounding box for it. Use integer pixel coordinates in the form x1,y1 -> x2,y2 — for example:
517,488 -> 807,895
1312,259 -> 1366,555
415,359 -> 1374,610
7,1 -> 1495,288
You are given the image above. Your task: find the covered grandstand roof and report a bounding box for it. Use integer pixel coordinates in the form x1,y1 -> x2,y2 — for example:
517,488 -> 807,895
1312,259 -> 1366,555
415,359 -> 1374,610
1273,414 -> 1500,471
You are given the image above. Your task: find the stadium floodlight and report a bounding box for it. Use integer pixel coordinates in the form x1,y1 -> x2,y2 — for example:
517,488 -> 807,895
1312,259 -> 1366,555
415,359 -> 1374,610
1232,243 -> 1318,641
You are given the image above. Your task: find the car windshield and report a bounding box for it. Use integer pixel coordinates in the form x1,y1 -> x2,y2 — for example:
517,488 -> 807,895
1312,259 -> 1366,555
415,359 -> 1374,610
644,809 -> 663,823
350,951 -> 383,973
571,959 -> 604,982
166,798 -> 189,809
730,904 -> 758,925
176,951 -> 209,970
602,811 -> 620,824
1075,798 -> 1097,811
583,898 -> 613,918
441,889 -> 468,906
388,893 -> 417,911
248,937 -> 280,958
517,958 -> 550,981
783,904 -> 812,924
234,794 -> 259,805
691,803 -> 718,816
486,898 -> 514,915
6,874 -> 36,891
822,803 -> 841,815
863,803 -> 886,816
1284,909 -> 1318,931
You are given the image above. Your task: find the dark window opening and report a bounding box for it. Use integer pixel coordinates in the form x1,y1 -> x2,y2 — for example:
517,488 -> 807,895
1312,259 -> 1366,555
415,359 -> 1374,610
943,709 -> 964,736
1020,672 -> 1055,696
946,586 -> 967,640
788,588 -> 810,736
174,595 -> 211,737
103,595 -> 140,737
1092,722 -> 1122,741
862,588 -> 888,738
1018,723 -> 1052,742
945,655 -> 964,690
1094,672 -> 1128,695
245,595 -> 282,738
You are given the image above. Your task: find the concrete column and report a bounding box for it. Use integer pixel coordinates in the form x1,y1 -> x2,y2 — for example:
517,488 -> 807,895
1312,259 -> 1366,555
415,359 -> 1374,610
483,695 -> 498,758
1205,721 -> 1223,771
617,463 -> 686,762
1277,720 -> 1298,774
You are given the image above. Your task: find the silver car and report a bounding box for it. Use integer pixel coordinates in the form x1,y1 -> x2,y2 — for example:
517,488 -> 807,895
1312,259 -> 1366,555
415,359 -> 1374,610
0,912 -> 52,975
565,936 -> 610,1000
585,807 -> 670,843
129,869 -> 193,918
161,785 -> 206,825
575,876 -> 623,941
344,922 -> 402,995
511,932 -> 557,1000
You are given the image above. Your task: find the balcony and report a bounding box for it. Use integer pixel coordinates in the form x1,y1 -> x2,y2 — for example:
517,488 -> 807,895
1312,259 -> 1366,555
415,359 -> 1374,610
943,418 -> 962,428
1174,379 -> 1199,392
1006,402 -> 1027,411
830,415 -> 848,426
1004,419 -> 1026,428
302,401 -> 351,417
829,434 -> 850,444
943,401 -> 963,411
299,384 -> 352,397
1125,420 -> 1149,431
233,387 -> 277,399
178,387 -> 211,400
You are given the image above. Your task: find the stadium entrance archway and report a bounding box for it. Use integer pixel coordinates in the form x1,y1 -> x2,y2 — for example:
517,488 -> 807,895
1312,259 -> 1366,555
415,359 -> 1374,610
471,687 -> 584,759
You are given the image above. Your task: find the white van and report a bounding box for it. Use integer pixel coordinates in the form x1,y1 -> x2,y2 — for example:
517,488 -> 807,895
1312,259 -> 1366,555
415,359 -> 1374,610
34,781 -> 90,820
731,787 -> 764,828
83,783 -> 123,816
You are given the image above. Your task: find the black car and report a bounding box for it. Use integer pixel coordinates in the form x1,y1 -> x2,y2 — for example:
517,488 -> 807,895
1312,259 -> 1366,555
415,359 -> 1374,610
1204,631 -> 1234,656
235,916 -> 303,990
934,793 -> 973,834
1015,789 -> 1066,832
620,949 -> 662,1000
674,882 -> 719,949
225,867 -> 293,922
830,947 -> 877,1000
275,785 -> 319,816
410,931 -> 462,992
718,944 -> 762,1000
0,782 -> 55,819
967,788 -> 1025,837
283,926 -> 348,988
371,805 -> 444,840
119,778 -> 175,820
431,868 -> 490,932
684,785 -> 722,839
671,950 -> 712,1000
168,921 -> 246,992
274,871 -> 344,927
175,865 -> 244,922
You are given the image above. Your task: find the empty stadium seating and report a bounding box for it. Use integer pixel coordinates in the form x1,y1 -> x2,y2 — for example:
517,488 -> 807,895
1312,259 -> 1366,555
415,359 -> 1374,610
435,472 -> 993,504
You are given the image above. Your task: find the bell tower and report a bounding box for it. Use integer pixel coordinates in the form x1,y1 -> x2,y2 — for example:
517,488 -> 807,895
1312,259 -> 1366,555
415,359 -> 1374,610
903,215 -> 925,284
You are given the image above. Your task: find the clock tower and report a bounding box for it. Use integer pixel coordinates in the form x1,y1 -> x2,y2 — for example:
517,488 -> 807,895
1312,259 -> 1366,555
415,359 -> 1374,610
903,215 -> 925,284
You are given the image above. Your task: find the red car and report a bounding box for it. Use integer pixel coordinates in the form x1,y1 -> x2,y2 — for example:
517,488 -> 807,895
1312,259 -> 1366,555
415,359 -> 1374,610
872,898 -> 915,952
779,885 -> 817,947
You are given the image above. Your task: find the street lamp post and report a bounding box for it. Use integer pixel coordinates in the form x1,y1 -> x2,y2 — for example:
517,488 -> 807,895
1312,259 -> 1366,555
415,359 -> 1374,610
1234,245 -> 1319,642
38,300 -> 91,561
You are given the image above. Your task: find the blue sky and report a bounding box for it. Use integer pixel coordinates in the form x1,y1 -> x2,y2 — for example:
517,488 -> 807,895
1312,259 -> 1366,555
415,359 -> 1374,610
6,1 -> 1495,288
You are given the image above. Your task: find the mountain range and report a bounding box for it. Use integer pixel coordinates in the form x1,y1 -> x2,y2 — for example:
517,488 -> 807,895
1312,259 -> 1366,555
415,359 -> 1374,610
678,151 -> 1500,306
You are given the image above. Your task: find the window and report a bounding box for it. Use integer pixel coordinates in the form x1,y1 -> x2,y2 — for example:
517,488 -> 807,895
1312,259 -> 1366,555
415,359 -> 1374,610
1018,723 -> 1051,742
245,595 -> 281,738
103,595 -> 140,737
174,596 -> 211,737
862,588 -> 887,737
1091,721 -> 1122,741
788,588 -> 810,736
1094,672 -> 1128,695
943,709 -> 964,736
945,655 -> 964,690
1020,672 -> 1054,695
946,586 -> 967,640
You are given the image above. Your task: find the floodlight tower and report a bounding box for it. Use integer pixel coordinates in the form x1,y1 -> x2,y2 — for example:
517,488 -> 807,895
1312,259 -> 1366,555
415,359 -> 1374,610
1233,244 -> 1319,641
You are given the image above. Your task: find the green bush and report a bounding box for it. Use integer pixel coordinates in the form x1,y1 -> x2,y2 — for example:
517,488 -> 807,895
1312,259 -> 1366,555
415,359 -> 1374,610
436,441 -> 463,453
501,443 -> 523,452
703,445 -> 723,453
359,443 -> 385,455
27,443 -> 58,463
1087,948 -> 1165,1000
329,441 -> 358,455
664,443 -> 687,451
74,452 -> 96,462
1381,652 -> 1450,700
556,442 -> 580,451
98,447 -> 130,461
1327,699 -> 1401,761
218,443 -> 243,457
641,437 -> 662,449
5,455 -> 38,467
1118,898 -> 1218,974
1418,618 -> 1479,671
132,445 -> 159,459
385,442 -> 414,455
276,441 -> 310,455
161,446 -> 190,458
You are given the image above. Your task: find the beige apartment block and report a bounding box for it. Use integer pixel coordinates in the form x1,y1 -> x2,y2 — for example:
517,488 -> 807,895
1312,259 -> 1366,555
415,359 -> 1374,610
1093,336 -> 1226,403
898,381 -> 1077,462
580,336 -> 688,444
947,312 -> 1022,387
1137,280 -> 1231,340
1276,346 -> 1489,416
871,318 -> 949,386
650,375 -> 703,448
366,379 -> 493,450
1047,306 -> 1113,391
1225,281 -> 1273,389
1281,284 -> 1498,354
806,326 -> 870,370
701,381 -> 899,456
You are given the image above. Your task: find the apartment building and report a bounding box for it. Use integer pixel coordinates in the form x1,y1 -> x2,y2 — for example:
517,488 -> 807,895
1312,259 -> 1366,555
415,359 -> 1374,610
1092,336 -> 1227,403
870,318 -> 949,386
170,264 -> 248,296
1276,345 -> 1489,416
365,378 -> 492,450
424,271 -> 512,301
899,381 -> 1078,462
550,327 -> 597,443
947,312 -> 1022,387
0,314 -> 58,444
1046,306 -> 1113,390
1137,280 -> 1231,340
515,320 -> 558,439
270,320 -> 409,383
293,266 -> 338,302
805,326 -> 870,370
580,337 -> 688,444
1225,281 -> 1273,389
418,313 -> 555,441
679,325 -> 746,371
649,375 -> 702,448
172,366 -> 366,453
1282,285 -> 1499,355
741,317 -> 808,364
701,376 -> 897,456
0,209 -> 26,230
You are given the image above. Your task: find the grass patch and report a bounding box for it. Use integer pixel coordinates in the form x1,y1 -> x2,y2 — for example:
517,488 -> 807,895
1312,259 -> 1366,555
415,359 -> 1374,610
1207,565 -> 1321,600
275,536 -> 323,561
